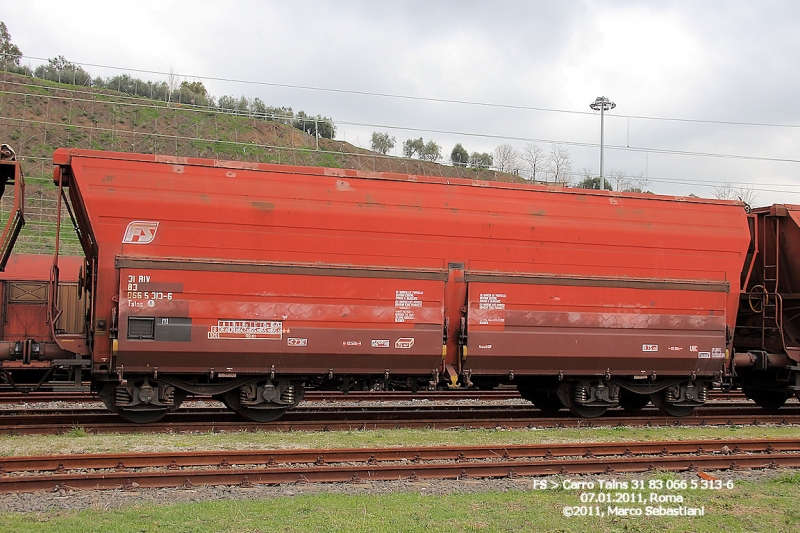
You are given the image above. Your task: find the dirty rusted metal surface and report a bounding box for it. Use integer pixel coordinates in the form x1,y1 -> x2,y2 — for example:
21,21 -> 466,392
0,255 -> 85,363
51,149 -> 751,385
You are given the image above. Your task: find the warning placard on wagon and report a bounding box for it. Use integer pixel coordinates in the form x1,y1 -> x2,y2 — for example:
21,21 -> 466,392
207,320 -> 283,340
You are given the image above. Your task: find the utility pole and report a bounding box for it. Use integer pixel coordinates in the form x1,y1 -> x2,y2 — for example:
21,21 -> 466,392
590,96 -> 615,191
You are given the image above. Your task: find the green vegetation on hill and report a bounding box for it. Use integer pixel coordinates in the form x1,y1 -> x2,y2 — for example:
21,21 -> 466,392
0,71 -> 506,255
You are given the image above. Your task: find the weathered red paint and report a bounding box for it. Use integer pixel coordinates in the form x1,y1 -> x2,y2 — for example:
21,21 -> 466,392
0,254 -> 83,365
51,149 -> 751,382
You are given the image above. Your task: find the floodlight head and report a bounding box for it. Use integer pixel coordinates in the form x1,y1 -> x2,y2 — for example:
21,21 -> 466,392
590,96 -> 616,112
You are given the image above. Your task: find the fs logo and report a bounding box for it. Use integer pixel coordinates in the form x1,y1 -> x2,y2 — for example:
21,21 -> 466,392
122,221 -> 159,244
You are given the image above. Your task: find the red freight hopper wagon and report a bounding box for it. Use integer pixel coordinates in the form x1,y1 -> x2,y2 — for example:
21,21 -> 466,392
0,254 -> 87,391
50,149 -> 751,422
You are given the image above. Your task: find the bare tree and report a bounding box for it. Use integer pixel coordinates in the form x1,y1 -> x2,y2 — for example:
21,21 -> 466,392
167,68 -> 179,103
628,172 -> 650,193
547,145 -> 572,185
521,143 -> 545,183
493,144 -> 520,173
608,170 -> 626,192
713,183 -> 759,207
607,170 -> 650,193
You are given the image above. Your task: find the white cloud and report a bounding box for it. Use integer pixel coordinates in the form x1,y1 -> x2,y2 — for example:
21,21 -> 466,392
3,0 -> 800,203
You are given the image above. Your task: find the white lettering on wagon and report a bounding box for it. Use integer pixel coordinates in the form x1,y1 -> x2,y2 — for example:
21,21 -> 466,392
371,340 -> 390,348
479,294 -> 506,310
395,290 -> 423,322
124,274 -> 173,307
712,347 -> 725,358
122,221 -> 159,244
642,344 -> 659,352
207,320 -> 283,340
478,294 -> 506,324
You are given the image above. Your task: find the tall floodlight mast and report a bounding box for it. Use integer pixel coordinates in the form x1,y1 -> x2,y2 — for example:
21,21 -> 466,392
589,96 -> 616,191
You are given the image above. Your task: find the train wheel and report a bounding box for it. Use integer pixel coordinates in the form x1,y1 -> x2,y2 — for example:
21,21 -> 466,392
746,390 -> 787,411
218,393 -> 237,411
565,382 -> 610,418
650,391 -> 696,417
618,390 -> 650,412
222,390 -> 288,423
173,389 -> 187,410
117,407 -> 168,424
517,381 -> 564,413
567,402 -> 608,418
235,404 -> 289,423
528,392 -> 564,414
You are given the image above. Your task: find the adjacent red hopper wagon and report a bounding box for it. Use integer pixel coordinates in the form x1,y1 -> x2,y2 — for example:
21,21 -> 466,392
733,204 -> 800,409
0,255 -> 86,389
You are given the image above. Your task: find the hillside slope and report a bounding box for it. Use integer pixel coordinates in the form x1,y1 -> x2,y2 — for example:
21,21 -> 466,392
0,71 -> 508,254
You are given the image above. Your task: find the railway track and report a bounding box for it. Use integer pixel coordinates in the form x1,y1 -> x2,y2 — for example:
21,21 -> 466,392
2,438 -> 798,493
0,389 -> 522,404
0,389 -> 750,404
1,404 -> 799,435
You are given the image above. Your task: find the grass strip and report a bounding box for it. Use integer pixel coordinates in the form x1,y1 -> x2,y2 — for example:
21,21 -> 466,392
0,472 -> 799,532
2,425 -> 800,457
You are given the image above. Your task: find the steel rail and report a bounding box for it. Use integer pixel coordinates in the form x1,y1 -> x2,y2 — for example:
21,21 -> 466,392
1,439 -> 798,493
0,389 -> 750,404
0,390 -> 522,404
2,411 -> 800,436
1,404 -> 797,430
1,402 -> 790,419
0,390 -> 521,404
1,439 -> 797,473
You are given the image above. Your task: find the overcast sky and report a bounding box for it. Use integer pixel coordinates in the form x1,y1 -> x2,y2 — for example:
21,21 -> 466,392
3,0 -> 800,205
